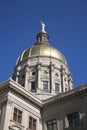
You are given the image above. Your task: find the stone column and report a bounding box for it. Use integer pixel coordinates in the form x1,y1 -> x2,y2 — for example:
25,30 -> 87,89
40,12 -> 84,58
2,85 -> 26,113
37,62 -> 42,93
60,66 -> 63,92
62,70 -> 66,92
0,100 -> 13,130
65,116 -> 69,128
16,66 -> 21,83
16,71 -> 19,83
60,66 -> 66,92
70,78 -> 74,90
68,72 -> 73,90
25,66 -> 30,90
43,120 -> 47,130
39,118 -> 43,130
50,62 -> 54,94
58,114 -> 64,130
22,111 -> 28,129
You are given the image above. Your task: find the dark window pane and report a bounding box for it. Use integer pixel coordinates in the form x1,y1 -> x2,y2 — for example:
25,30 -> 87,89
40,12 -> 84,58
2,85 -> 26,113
31,82 -> 36,91
13,108 -> 22,124
67,112 -> 79,127
32,72 -> 36,75
29,122 -> 32,129
55,83 -> 59,92
13,113 -> 17,121
47,119 -> 57,130
18,116 -> 21,123
43,81 -> 48,90
21,75 -> 25,79
29,116 -> 36,130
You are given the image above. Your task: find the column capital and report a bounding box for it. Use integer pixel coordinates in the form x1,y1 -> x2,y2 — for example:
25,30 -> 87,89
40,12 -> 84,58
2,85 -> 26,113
16,71 -> 19,76
50,62 -> 55,71
37,62 -> 42,70
25,66 -> 29,72
7,99 -> 13,106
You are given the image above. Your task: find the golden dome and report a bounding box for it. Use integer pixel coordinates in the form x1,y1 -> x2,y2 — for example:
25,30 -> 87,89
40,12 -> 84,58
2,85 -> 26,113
17,30 -> 67,65
17,43 -> 67,65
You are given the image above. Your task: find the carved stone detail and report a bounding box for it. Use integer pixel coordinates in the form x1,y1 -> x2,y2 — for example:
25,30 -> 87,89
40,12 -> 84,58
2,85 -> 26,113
7,99 -> 13,106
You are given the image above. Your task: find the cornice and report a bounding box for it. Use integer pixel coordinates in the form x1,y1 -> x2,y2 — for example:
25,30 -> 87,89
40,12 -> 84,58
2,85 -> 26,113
0,79 -> 87,109
0,79 -> 42,108
42,84 -> 87,109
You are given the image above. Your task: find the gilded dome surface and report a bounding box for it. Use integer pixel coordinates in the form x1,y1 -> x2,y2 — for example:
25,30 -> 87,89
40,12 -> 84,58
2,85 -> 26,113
17,24 -> 67,65
17,42 -> 67,65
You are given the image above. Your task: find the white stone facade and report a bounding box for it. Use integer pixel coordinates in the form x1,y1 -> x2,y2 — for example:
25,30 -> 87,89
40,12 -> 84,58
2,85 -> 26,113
0,27 -> 87,130
0,80 -> 87,130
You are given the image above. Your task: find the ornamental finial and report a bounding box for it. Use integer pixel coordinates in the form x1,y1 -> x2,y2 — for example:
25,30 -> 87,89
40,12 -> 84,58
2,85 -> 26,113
41,20 -> 46,33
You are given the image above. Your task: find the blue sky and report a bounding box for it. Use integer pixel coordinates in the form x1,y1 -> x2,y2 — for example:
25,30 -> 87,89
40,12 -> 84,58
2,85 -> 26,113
0,0 -> 87,87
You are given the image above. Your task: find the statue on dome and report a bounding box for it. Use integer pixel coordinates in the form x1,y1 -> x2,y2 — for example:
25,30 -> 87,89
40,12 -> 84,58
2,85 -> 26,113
41,20 -> 46,33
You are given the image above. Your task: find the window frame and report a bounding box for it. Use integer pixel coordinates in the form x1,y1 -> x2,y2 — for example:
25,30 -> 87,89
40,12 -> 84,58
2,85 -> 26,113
67,112 -> 80,127
13,107 -> 22,124
29,116 -> 37,130
47,119 -> 57,130
43,81 -> 48,91
55,83 -> 59,93
31,81 -> 36,92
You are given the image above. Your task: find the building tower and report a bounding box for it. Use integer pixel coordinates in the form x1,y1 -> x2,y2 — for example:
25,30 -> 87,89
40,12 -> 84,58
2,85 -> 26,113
12,22 -> 73,99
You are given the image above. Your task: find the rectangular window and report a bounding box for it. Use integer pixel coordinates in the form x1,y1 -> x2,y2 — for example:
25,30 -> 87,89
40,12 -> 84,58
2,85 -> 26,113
67,112 -> 79,127
29,116 -> 36,130
47,119 -> 57,130
13,108 -> 22,124
31,82 -> 36,92
55,83 -> 59,93
43,81 -> 48,91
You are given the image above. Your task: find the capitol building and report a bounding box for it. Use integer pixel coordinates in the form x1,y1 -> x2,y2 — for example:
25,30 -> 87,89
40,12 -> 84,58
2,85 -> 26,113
0,23 -> 87,130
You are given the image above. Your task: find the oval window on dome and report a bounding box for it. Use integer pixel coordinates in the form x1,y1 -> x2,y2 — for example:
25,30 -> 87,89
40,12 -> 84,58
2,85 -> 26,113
44,71 -> 48,75
55,73 -> 59,77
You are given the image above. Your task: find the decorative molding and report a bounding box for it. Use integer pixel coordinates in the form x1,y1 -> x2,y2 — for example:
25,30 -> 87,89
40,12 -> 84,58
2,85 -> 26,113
43,84 -> 87,109
0,79 -> 87,110
9,124 -> 25,130
25,67 -> 30,72
7,99 -> 13,106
